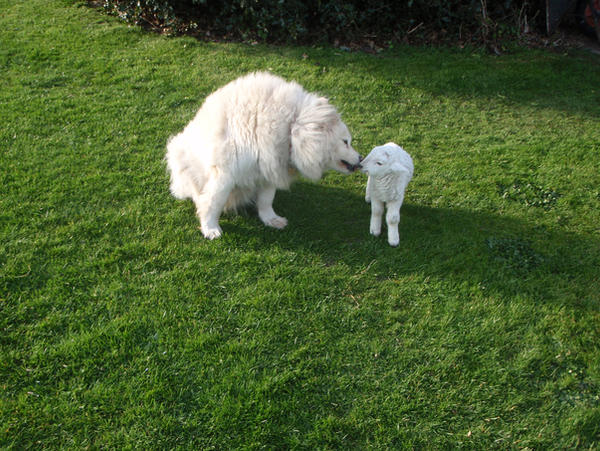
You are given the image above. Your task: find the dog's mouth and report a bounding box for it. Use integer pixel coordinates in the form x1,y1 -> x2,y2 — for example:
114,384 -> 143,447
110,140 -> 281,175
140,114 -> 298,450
340,159 -> 362,172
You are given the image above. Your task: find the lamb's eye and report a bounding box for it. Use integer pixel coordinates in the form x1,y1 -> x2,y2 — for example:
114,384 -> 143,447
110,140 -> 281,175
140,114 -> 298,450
342,139 -> 348,146
376,162 -> 383,166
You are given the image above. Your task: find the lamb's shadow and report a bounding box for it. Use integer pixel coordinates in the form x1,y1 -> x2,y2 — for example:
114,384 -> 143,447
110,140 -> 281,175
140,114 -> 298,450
224,181 -> 598,311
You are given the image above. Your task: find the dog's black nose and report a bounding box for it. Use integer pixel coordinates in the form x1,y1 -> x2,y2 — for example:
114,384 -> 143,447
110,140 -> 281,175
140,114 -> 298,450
353,155 -> 363,170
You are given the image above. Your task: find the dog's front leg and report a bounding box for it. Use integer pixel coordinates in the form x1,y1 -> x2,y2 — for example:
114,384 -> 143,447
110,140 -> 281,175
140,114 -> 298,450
385,201 -> 402,247
369,198 -> 384,237
196,168 -> 233,239
257,185 -> 288,229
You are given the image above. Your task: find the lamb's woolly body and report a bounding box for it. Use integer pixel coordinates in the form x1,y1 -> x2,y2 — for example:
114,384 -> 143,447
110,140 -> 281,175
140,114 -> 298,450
361,142 -> 413,247
367,173 -> 405,203
165,71 -> 360,239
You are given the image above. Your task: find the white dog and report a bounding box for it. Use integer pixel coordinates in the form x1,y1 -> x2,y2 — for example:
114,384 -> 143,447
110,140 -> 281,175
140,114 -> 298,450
165,72 -> 362,239
361,143 -> 414,247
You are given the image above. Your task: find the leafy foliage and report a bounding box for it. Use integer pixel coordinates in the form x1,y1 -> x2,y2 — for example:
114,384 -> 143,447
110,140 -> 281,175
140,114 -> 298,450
99,0 -> 544,44
498,180 -> 561,210
486,236 -> 545,271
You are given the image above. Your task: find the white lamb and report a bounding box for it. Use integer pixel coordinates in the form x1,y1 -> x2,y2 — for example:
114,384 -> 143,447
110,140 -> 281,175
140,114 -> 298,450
361,142 -> 414,247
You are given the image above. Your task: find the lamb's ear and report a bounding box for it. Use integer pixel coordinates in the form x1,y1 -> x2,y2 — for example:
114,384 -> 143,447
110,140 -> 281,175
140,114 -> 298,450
290,124 -> 325,181
390,161 -> 408,174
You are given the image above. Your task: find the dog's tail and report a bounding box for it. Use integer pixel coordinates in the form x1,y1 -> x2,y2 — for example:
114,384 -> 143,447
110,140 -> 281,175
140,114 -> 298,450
165,134 -> 202,200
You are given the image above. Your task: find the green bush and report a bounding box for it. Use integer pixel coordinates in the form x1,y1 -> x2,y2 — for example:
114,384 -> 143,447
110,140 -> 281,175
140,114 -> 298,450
100,0 -> 544,44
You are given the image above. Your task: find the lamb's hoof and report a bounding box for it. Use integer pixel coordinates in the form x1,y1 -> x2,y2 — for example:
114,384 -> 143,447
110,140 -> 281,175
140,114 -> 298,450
370,228 -> 381,237
388,239 -> 399,247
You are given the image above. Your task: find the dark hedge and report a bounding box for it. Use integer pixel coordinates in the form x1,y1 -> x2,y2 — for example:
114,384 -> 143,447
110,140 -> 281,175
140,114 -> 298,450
99,0 -> 545,45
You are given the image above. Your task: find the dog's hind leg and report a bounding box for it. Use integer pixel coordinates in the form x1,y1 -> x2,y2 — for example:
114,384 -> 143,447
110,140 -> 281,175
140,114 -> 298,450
195,167 -> 234,240
257,185 -> 288,229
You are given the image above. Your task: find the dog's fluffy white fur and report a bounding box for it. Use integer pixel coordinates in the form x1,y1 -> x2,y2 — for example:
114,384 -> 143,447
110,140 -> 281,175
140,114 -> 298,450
361,142 -> 414,247
166,72 -> 361,239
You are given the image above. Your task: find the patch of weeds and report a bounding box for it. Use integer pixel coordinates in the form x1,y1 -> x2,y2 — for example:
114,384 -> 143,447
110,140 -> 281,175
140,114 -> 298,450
486,236 -> 544,271
497,180 -> 561,210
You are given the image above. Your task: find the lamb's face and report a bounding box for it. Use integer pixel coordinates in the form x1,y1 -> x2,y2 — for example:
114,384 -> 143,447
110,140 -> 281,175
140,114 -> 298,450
360,145 -> 396,177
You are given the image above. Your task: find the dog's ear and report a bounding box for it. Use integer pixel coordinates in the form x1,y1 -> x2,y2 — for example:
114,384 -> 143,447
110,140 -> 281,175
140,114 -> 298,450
299,97 -> 339,131
289,96 -> 340,180
290,124 -> 326,181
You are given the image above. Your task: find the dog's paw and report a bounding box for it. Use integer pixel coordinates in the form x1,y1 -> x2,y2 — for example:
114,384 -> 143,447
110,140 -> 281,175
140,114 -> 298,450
365,195 -> 371,203
202,226 -> 223,240
263,215 -> 288,229
370,226 -> 381,237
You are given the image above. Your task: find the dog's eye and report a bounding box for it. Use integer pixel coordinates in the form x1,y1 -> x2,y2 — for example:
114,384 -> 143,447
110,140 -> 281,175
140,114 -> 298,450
342,139 -> 348,146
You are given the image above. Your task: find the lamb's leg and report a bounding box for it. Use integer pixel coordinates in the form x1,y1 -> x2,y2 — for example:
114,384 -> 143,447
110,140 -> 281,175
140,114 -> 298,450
195,168 -> 233,240
385,201 -> 402,247
365,177 -> 372,203
257,185 -> 288,229
369,199 -> 384,237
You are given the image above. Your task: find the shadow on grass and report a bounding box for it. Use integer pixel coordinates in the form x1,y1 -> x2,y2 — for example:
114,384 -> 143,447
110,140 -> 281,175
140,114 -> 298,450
357,49 -> 600,118
222,181 -> 599,310
207,42 -> 600,118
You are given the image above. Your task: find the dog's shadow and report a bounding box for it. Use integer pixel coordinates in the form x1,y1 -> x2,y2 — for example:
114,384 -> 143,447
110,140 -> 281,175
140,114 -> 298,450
222,181 -> 598,311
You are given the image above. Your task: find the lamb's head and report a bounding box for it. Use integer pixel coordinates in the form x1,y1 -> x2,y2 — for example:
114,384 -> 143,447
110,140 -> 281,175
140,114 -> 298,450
360,142 -> 414,178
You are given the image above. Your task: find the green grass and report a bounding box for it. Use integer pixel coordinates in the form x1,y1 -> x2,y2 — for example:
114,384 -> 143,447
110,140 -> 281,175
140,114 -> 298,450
2,0 -> 600,448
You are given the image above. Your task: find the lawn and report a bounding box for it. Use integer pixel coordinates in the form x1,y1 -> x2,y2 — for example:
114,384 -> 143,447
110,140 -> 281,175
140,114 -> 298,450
1,0 -> 599,448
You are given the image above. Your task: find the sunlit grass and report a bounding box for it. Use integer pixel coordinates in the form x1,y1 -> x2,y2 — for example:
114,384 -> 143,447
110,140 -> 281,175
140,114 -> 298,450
1,0 -> 599,448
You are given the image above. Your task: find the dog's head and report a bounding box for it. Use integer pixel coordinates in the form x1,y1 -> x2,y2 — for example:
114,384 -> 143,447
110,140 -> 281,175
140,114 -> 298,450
360,142 -> 414,178
291,96 -> 362,180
